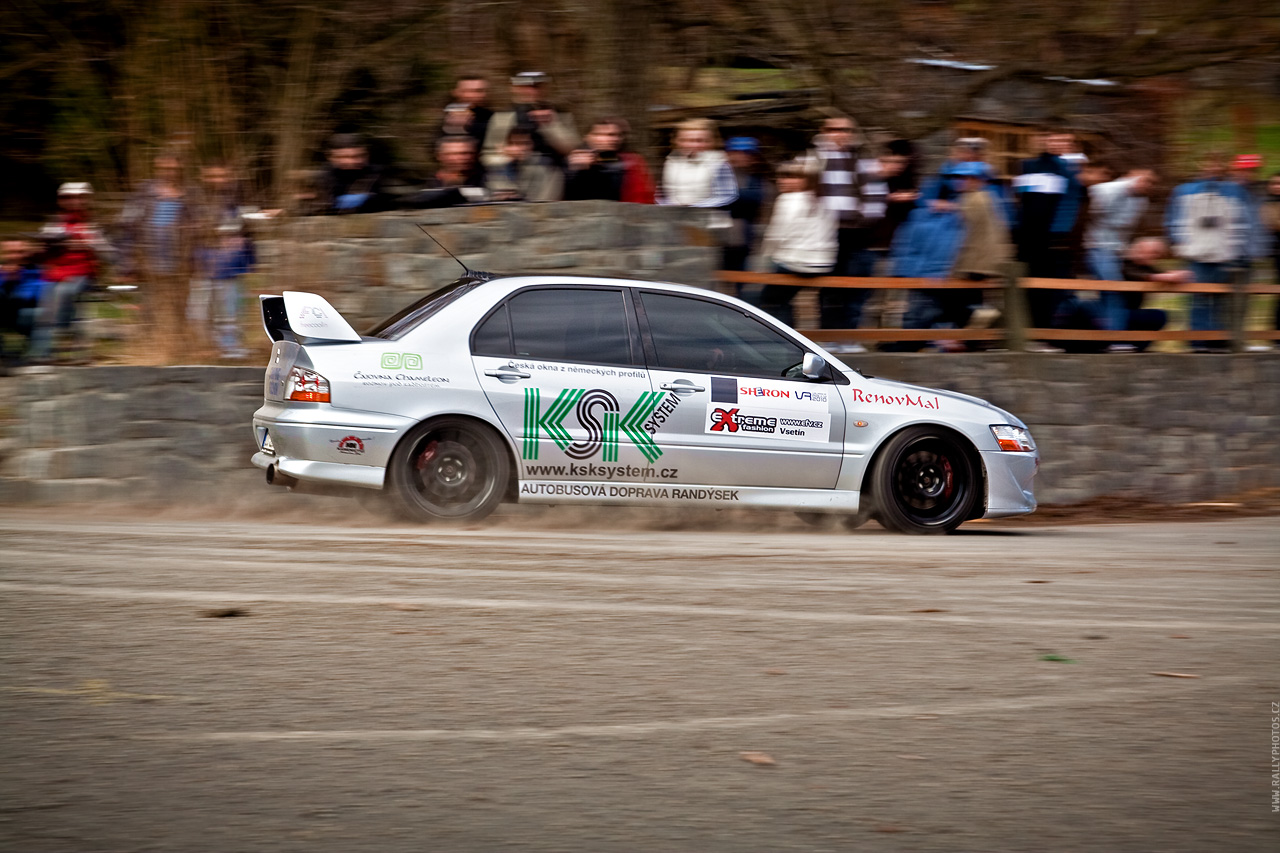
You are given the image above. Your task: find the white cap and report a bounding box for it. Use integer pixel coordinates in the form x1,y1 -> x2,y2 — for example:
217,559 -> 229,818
510,71 -> 549,86
58,182 -> 94,196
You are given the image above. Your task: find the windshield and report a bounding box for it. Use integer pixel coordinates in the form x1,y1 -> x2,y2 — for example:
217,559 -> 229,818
366,277 -> 489,340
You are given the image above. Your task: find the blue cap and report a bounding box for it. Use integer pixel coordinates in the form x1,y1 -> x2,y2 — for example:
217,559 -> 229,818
725,137 -> 760,153
945,160 -> 989,179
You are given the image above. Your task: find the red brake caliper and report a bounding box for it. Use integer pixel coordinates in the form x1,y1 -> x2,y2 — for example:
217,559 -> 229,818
941,457 -> 954,499
415,440 -> 438,472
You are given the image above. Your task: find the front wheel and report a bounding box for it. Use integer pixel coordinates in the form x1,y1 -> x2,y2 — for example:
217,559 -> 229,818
870,427 -> 979,534
387,418 -> 510,522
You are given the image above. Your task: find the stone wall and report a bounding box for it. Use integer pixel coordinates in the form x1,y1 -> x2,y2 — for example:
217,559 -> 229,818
3,355 -> 1277,508
258,203 -> 722,328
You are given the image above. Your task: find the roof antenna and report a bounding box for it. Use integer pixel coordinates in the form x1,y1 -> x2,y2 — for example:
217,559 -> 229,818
415,224 -> 495,281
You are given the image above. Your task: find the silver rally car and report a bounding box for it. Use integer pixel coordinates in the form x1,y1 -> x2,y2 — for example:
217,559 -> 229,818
251,274 -> 1038,533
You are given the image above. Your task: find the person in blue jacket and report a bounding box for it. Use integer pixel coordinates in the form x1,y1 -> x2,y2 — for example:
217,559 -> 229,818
887,162 -> 974,350
0,236 -> 48,368
1164,151 -> 1254,351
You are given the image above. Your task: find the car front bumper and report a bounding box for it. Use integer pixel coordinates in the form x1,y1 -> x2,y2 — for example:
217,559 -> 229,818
980,450 -> 1038,518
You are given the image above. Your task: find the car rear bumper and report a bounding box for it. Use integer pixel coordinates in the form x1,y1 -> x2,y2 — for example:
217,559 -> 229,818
251,402 -> 414,490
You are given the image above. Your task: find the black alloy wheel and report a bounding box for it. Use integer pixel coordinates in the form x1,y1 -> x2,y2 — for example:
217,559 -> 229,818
871,427 -> 979,534
388,418 -> 510,522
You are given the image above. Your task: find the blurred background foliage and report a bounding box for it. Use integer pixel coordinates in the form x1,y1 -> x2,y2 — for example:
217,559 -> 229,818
2,0 -> 1278,217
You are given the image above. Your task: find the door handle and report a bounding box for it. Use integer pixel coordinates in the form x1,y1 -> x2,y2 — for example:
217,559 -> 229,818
660,382 -> 705,394
485,367 -> 531,381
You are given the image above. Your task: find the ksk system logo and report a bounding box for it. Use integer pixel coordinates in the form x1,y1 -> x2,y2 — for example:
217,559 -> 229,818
523,388 -> 666,463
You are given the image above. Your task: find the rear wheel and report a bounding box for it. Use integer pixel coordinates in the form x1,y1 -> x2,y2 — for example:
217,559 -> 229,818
870,427 -> 978,534
387,418 -> 510,522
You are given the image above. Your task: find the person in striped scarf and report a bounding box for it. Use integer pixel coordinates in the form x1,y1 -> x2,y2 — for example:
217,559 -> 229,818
807,112 -> 886,344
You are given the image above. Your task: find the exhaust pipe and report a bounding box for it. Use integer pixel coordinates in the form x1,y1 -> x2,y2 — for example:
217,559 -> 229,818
266,464 -> 299,489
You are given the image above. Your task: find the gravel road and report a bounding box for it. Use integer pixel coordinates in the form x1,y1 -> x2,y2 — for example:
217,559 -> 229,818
2,510 -> 1277,852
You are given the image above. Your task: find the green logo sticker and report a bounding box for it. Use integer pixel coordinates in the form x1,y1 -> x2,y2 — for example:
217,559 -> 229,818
523,388 -> 665,463
380,352 -> 424,370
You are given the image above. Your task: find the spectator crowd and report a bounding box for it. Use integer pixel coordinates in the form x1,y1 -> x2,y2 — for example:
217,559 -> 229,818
3,69 -> 1280,367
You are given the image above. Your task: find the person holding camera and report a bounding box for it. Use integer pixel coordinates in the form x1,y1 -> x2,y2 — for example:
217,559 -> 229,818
1165,151 -> 1253,351
439,74 -> 493,148
481,72 -> 579,173
563,118 -> 655,204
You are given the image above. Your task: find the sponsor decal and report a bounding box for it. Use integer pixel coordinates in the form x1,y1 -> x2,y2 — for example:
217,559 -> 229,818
706,402 -> 834,438
504,361 -> 646,379
353,370 -> 451,387
709,408 -> 776,434
642,392 -> 682,435
520,482 -> 739,501
525,463 -> 679,481
711,376 -> 829,410
706,404 -> 830,442
381,352 -> 424,370
522,388 -> 665,463
295,305 -> 330,330
850,389 -> 940,409
331,435 -> 370,455
711,376 -> 738,403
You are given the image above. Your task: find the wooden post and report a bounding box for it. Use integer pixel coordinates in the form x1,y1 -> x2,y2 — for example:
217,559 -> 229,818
1229,265 -> 1249,353
1002,261 -> 1029,352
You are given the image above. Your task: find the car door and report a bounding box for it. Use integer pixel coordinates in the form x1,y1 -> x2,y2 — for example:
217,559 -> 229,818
636,289 -> 846,489
472,286 -> 660,487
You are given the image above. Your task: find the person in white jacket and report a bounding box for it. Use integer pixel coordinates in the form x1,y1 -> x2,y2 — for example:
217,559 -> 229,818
658,119 -> 738,208
758,162 -> 838,325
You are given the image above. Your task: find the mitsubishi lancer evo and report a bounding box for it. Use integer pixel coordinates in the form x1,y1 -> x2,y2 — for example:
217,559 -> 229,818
251,273 -> 1037,533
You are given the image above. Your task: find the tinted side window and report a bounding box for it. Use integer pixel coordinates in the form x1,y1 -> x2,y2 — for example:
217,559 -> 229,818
472,304 -> 511,356
641,292 -> 805,378
507,288 -> 635,365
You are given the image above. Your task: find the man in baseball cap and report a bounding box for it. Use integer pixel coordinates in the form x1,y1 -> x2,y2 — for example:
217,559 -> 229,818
30,180 -> 109,361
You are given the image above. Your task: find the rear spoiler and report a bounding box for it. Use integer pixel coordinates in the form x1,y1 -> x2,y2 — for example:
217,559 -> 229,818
260,291 -> 362,343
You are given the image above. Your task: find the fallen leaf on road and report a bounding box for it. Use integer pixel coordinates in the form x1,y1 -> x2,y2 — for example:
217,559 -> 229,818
199,608 -> 247,618
1024,580 -> 1051,584
1151,671 -> 1200,678
911,608 -> 948,613
1038,654 -> 1077,663
912,714 -> 938,720
1169,634 -> 1191,639
896,754 -> 927,760
739,751 -> 776,766
387,603 -> 423,612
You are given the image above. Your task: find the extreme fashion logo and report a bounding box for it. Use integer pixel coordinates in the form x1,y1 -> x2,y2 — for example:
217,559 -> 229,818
522,388 -> 666,463
709,408 -> 776,434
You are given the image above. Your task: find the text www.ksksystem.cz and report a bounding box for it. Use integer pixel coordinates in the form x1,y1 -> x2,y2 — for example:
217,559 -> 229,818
525,463 -> 679,480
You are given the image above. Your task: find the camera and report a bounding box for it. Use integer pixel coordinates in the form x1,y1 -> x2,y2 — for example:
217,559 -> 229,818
1198,216 -> 1221,229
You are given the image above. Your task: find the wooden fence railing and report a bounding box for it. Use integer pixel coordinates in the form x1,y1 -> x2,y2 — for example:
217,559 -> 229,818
715,269 -> 1280,352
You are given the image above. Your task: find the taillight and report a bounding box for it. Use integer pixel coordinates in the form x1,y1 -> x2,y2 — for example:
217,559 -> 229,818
285,366 -> 330,403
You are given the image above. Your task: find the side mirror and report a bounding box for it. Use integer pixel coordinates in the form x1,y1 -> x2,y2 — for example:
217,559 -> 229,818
801,352 -> 827,380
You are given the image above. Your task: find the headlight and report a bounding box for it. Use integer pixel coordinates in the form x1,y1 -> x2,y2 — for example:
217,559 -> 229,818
285,366 -> 330,403
991,424 -> 1034,452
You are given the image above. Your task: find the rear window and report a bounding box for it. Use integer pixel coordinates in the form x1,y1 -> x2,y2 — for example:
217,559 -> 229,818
367,277 -> 488,340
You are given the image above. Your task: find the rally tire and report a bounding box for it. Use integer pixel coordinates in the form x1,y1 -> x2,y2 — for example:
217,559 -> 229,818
388,418 -> 510,523
870,427 -> 978,535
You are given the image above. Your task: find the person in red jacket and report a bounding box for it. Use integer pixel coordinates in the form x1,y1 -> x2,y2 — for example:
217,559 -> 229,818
31,182 -> 111,361
564,118 -> 656,204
